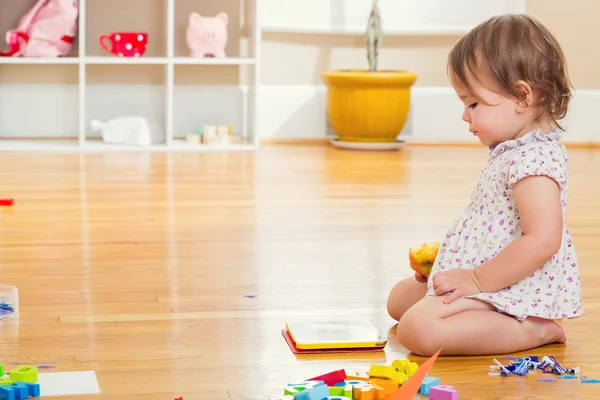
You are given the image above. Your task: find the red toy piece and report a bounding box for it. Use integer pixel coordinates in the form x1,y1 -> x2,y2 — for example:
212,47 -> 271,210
0,199 -> 14,206
307,369 -> 347,386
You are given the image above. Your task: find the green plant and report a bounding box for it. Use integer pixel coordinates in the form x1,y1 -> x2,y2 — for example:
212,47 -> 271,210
366,0 -> 382,72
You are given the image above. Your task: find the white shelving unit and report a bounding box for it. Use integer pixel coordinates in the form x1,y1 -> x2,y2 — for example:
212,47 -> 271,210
0,0 -> 260,152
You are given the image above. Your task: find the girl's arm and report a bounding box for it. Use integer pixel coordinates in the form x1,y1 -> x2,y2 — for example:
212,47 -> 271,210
472,175 -> 564,293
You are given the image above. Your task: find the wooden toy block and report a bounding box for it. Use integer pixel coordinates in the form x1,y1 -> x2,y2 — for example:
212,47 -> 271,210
328,386 -> 344,396
8,384 -> 27,400
0,386 -> 15,400
352,383 -> 384,400
429,385 -> 458,400
391,359 -> 410,371
346,372 -> 370,381
0,366 -> 3,376
308,369 -> 347,386
404,362 -> 419,377
304,384 -> 330,400
343,383 -> 362,398
0,378 -> 13,386
8,367 -> 37,384
368,365 -> 394,379
368,378 -> 398,395
286,380 -> 325,395
419,376 -> 441,396
23,384 -> 39,398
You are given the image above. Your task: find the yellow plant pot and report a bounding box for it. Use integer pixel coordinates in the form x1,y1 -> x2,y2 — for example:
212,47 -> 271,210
321,70 -> 417,143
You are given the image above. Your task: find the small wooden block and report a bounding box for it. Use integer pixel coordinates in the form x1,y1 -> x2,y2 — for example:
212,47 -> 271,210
404,362 -> 419,377
0,366 -> 3,376
8,384 -> 27,400
0,386 -> 15,400
419,376 -> 441,396
8,367 -> 38,384
308,370 -> 347,387
391,359 -> 410,371
24,384 -> 40,398
305,384 -> 331,400
429,385 -> 458,400
353,383 -> 384,400
346,372 -> 370,381
368,365 -> 394,379
0,378 -> 13,386
328,386 -> 344,396
368,378 -> 398,395
343,383 -> 362,398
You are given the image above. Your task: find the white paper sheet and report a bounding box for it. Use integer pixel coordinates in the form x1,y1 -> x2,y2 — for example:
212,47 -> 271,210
37,371 -> 100,396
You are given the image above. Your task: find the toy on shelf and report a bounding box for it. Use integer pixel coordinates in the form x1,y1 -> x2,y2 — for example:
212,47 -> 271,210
99,32 -> 148,57
186,12 -> 228,58
0,285 -> 18,321
186,125 -> 239,146
0,0 -> 78,57
91,116 -> 164,147
408,241 -> 440,279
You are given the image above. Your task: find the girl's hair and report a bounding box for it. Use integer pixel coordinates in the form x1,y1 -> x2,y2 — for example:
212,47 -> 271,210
448,14 -> 573,129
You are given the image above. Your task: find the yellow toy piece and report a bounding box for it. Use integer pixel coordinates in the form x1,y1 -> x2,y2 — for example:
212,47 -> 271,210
404,362 -> 419,377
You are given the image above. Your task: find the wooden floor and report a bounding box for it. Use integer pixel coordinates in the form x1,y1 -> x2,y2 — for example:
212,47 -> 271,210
0,144 -> 599,400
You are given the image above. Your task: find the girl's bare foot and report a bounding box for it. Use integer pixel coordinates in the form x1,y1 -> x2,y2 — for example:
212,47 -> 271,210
522,316 -> 567,345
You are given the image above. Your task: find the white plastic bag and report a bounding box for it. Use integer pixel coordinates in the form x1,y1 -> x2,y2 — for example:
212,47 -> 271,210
91,116 -> 164,147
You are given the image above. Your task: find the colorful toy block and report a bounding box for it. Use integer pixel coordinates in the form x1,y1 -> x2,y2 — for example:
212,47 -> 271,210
404,362 -> 419,377
346,372 -> 370,381
419,376 -> 441,395
367,378 -> 398,395
304,384 -> 330,400
367,365 -> 405,383
429,385 -> 458,400
391,359 -> 410,371
0,386 -> 15,400
8,367 -> 38,384
325,397 -> 351,400
0,365 -> 3,376
8,384 -> 27,400
23,384 -> 40,398
308,370 -> 346,386
353,383 -> 384,400
0,378 -> 13,386
328,386 -> 344,396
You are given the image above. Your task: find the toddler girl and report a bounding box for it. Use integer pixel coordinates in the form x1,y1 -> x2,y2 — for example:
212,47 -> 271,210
386,14 -> 583,356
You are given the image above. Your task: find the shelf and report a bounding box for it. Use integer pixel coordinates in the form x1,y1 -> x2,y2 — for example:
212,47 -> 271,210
0,139 -> 256,152
85,56 -> 168,65
0,57 -> 80,65
172,57 -> 256,65
261,26 -> 472,36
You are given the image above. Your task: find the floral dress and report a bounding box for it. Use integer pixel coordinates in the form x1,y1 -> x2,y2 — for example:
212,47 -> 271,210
425,129 -> 583,321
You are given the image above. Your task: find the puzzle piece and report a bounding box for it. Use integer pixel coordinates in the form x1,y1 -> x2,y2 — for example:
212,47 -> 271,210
0,386 -> 15,400
418,376 -> 441,396
429,385 -> 458,400
8,384 -> 27,400
23,384 -> 39,398
8,367 -> 38,384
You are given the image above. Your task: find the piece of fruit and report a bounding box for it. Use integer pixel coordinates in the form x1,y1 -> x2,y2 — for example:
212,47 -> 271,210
408,241 -> 440,277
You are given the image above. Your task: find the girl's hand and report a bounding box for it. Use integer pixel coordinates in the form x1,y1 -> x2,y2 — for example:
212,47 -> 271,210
414,271 -> 428,283
432,269 -> 483,304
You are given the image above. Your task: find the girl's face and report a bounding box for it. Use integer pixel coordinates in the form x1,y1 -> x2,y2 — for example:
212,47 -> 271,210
454,80 -> 532,147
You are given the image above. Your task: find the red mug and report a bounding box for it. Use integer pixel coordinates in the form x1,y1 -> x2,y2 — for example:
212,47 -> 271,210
99,32 -> 148,57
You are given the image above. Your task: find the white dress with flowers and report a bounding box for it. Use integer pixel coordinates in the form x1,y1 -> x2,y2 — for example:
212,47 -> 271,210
425,130 -> 583,321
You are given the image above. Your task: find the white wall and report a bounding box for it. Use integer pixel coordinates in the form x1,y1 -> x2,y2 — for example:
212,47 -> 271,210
1,0 -> 597,144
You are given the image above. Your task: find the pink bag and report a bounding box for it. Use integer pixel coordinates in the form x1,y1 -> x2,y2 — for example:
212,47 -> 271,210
0,0 -> 79,57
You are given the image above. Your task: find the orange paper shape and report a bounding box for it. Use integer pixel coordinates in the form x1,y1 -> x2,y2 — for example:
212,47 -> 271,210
381,348 -> 441,400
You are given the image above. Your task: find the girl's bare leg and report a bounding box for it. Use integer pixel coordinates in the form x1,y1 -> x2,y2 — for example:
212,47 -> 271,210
398,295 -> 566,356
387,276 -> 427,321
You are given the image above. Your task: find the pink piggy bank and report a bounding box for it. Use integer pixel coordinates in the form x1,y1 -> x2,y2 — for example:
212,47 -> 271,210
186,12 -> 228,58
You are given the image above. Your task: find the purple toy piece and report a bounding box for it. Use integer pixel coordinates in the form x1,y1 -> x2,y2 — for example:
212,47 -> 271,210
430,385 -> 458,400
